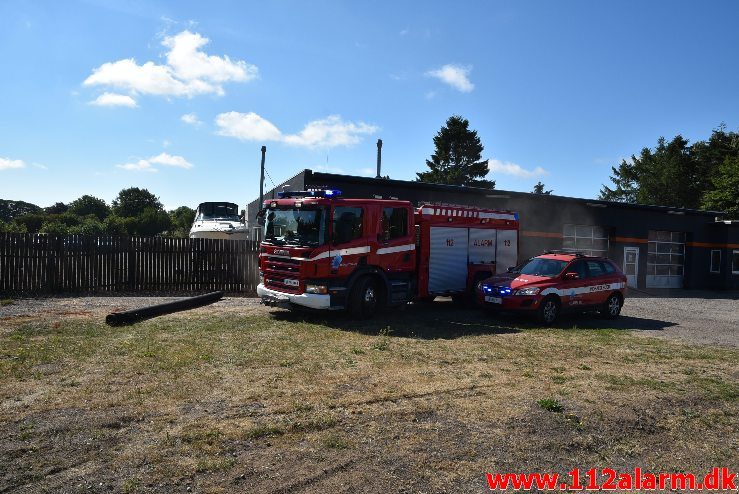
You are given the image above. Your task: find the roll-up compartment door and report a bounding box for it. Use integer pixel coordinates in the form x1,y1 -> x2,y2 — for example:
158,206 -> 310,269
496,229 -> 518,272
429,227 -> 469,293
469,228 -> 496,264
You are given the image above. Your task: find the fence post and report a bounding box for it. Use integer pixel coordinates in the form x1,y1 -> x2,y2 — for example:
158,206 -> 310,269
127,236 -> 136,291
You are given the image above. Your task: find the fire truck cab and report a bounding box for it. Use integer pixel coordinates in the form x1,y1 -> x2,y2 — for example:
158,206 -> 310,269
256,189 -> 519,317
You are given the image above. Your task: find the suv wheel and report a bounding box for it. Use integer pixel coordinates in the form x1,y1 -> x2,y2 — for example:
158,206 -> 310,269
602,293 -> 622,319
537,297 -> 560,325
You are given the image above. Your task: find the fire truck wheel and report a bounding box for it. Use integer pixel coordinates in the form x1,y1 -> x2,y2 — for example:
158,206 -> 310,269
537,296 -> 560,326
350,276 -> 379,318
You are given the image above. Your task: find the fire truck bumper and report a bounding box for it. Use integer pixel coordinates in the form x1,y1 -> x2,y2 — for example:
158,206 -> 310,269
257,284 -> 332,310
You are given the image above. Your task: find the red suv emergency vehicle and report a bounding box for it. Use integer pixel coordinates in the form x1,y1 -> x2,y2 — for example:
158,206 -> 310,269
477,251 -> 627,325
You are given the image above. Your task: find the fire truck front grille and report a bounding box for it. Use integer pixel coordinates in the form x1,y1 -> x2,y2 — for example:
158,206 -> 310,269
263,255 -> 302,293
265,278 -> 301,293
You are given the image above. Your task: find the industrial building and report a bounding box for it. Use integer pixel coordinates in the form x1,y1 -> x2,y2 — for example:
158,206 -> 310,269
247,169 -> 739,291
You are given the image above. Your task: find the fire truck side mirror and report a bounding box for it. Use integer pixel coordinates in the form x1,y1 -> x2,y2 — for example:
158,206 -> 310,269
256,208 -> 266,226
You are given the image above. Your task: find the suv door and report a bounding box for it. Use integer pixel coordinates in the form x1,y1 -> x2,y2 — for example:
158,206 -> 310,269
560,260 -> 589,309
583,260 -> 611,305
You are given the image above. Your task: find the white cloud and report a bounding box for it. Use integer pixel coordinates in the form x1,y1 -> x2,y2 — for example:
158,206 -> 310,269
487,159 -> 548,179
426,64 -> 474,92
116,152 -> 193,172
215,111 -> 282,141
312,164 -> 346,174
83,30 -> 257,105
89,92 -> 138,108
180,112 -> 201,125
0,157 -> 26,170
215,112 -> 378,149
357,167 -> 377,177
149,152 -> 193,169
117,159 -> 158,172
163,31 -> 257,84
283,116 -> 378,148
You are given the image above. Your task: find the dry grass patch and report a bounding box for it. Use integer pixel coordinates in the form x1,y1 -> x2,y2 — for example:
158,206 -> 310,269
0,302 -> 736,492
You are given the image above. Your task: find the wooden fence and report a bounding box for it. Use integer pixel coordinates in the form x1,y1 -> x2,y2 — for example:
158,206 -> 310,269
0,233 -> 260,295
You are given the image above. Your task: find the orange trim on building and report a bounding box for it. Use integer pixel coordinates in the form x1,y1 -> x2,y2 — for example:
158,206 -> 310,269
687,241 -> 739,249
612,236 -> 648,244
521,230 -> 563,239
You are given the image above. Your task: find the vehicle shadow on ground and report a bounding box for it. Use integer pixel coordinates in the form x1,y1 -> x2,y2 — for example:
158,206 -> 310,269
271,302 -> 522,339
269,300 -> 677,339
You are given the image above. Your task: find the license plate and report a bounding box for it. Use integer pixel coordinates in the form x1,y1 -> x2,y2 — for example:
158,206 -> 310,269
485,296 -> 502,304
284,279 -> 299,287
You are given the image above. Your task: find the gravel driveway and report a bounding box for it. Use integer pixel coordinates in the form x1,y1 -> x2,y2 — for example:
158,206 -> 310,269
621,291 -> 738,347
1,292 -> 737,347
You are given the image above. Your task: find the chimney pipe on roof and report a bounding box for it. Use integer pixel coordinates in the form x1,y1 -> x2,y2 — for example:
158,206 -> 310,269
259,145 -> 266,207
376,139 -> 383,178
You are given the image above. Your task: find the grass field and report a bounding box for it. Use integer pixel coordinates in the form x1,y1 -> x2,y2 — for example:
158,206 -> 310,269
1,301 -> 737,493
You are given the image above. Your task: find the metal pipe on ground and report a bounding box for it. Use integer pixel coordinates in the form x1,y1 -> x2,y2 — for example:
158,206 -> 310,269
105,291 -> 224,326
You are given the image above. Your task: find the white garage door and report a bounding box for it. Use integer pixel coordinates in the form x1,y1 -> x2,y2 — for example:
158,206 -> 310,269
647,230 -> 684,288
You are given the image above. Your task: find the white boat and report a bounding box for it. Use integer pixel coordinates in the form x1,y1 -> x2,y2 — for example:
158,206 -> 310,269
189,202 -> 249,240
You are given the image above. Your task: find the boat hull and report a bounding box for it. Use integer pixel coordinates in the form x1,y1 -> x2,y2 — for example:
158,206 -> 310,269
189,230 -> 249,241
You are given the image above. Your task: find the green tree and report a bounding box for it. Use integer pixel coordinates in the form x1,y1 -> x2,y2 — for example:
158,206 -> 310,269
702,156 -> 739,218
68,195 -> 111,220
532,182 -> 552,194
102,215 -> 128,235
13,213 -> 48,233
168,206 -> 196,237
599,127 -> 739,208
44,202 -> 68,215
0,199 -> 41,222
130,208 -> 172,236
0,220 -> 28,233
112,187 -> 163,217
39,220 -> 70,235
416,115 -> 494,188
68,217 -> 105,235
600,135 -> 699,208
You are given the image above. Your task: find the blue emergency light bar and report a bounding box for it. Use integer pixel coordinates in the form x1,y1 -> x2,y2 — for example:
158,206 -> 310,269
277,189 -> 342,199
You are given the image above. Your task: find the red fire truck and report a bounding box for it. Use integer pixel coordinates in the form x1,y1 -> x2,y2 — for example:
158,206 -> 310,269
256,189 -> 519,317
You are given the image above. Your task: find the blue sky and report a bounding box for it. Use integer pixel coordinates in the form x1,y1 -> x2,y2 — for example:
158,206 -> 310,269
1,0 -> 738,210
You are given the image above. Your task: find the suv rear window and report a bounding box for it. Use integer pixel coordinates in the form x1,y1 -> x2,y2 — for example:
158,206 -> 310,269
586,261 -> 605,278
601,261 -> 616,274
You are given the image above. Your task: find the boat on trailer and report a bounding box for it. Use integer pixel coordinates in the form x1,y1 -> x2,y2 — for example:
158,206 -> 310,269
189,202 -> 248,240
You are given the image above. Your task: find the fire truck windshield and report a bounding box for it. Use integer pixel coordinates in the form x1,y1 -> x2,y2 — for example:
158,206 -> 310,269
263,207 -> 327,247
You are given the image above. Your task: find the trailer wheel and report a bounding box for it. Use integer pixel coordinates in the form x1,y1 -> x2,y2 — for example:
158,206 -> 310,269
350,276 -> 379,318
537,296 -> 560,326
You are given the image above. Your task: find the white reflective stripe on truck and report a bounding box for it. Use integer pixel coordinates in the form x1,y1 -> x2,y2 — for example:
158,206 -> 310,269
310,246 -> 371,260
376,244 -> 416,255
